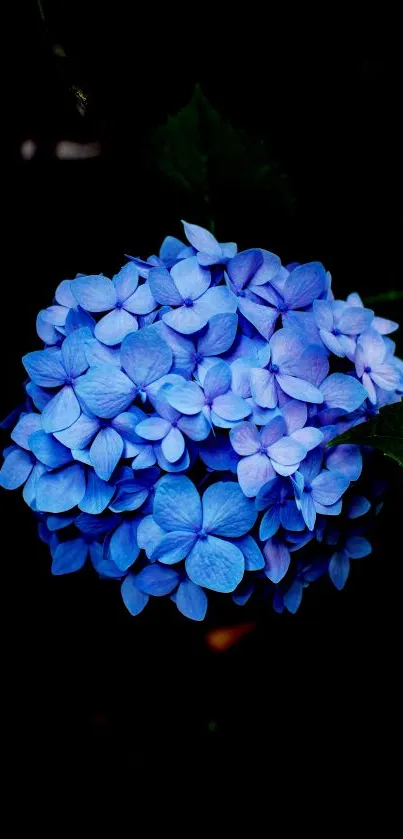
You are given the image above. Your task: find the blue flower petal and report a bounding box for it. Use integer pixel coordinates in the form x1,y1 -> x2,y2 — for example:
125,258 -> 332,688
0,447 -> 34,489
75,365 -> 136,418
176,579 -> 208,621
106,520 -> 140,571
36,463 -> 86,513
121,574 -> 150,615
263,538 -> 291,582
259,506 -> 281,540
95,309 -> 138,346
54,413 -> 100,450
235,535 -> 265,570
23,349 -> 65,387
321,373 -> 367,412
120,326 -> 173,387
328,550 -> 350,590
51,539 -> 88,575
283,579 -> 304,612
186,535 -> 244,593
29,430 -> 72,468
153,474 -> 202,532
71,274 -> 117,312
283,262 -> 326,309
134,564 -> 180,595
202,481 -> 257,537
61,327 -> 91,378
182,221 -> 222,258
151,531 -> 197,564
312,470 -> 349,506
197,313 -> 238,356
78,470 -> 115,514
11,413 -> 42,450
170,256 -> 210,301
89,427 -> 123,481
345,536 -> 372,558
41,385 -> 81,433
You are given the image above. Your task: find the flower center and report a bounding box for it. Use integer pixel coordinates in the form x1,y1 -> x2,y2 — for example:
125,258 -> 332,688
277,302 -> 288,313
269,363 -> 279,374
238,290 -> 246,298
333,328 -> 341,336
305,483 -> 312,493
259,446 -> 267,455
205,398 -> 213,407
197,529 -> 208,540
364,366 -> 372,374
171,420 -> 177,428
194,352 -> 204,364
183,298 -> 193,308
64,377 -> 75,387
115,300 -> 124,309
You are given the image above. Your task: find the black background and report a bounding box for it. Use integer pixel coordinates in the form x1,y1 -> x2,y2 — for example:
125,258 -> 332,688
4,4 -> 402,783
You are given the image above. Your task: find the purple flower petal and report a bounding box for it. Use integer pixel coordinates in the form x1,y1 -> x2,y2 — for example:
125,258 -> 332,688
250,368 -> 277,408
182,221 -> 222,258
237,452 -> 276,497
230,421 -> 260,455
281,399 -> 307,434
263,539 -> 291,583
321,373 -> 366,412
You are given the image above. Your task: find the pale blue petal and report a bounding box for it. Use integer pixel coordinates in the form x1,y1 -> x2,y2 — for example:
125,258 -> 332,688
161,427 -> 185,462
338,306 -> 374,335
177,412 -> 211,441
25,382 -> 53,412
237,452 -> 276,497
276,373 -> 324,404
186,535 -> 244,593
175,579 -> 208,621
41,386 -> 81,433
22,349 -> 65,387
182,221 -> 222,258
192,286 -> 238,321
75,365 -> 136,417
37,311 -> 60,344
113,262 -> 139,301
326,444 -> 362,481
137,515 -> 166,558
197,313 -> 238,356
55,279 -> 76,307
290,427 -> 324,450
148,266 -> 184,305
71,274 -> 117,312
61,327 -> 91,377
136,417 -> 171,441
132,446 -> 157,469
153,474 -> 202,532
11,413 -> 42,450
170,256 -> 210,300
202,481 -> 256,537
95,308 -> 138,346
84,337 -> 121,367
311,470 -> 349,505
213,392 -> 250,421
51,539 -> 88,575
165,382 -> 205,415
237,297 -> 278,341
250,368 -> 277,408
111,410 -> 146,443
203,361 -> 232,400
162,305 -> 206,334
313,299 -> 333,331
263,539 -> 291,583
89,427 -> 123,480
124,281 -> 156,315
36,463 -> 86,513
283,262 -> 326,308
267,436 -> 305,466
22,462 -> 48,507
151,530 -> 197,564
321,373 -> 367,411
120,326 -> 173,387
121,574 -> 149,615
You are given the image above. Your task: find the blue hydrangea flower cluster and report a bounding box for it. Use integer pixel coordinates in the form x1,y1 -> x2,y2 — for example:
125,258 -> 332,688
1,221 -> 402,620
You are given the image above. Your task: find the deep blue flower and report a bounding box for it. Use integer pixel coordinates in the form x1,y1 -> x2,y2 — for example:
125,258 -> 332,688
248,327 -> 327,407
165,360 -> 251,429
292,449 -> 350,531
313,298 -> 374,358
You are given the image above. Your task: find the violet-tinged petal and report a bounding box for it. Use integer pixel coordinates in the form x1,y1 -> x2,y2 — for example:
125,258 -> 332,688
281,399 -> 307,434
89,427 -> 123,481
263,539 -> 291,583
202,481 -> 256,537
95,308 -> 138,346
311,470 -> 349,505
213,392 -> 250,421
182,221 -> 222,258
250,368 -> 277,409
121,326 -> 173,387
121,575 -> 149,615
276,373 -> 324,404
177,412 -> 211,441
203,361 -> 232,400
151,531 -> 197,564
11,413 -> 42,450
22,349 -> 65,387
329,550 -> 350,590
75,365 -> 136,418
237,297 -> 279,341
153,474 -> 202,532
320,329 -> 346,357
197,313 -> 238,356
78,470 -> 115,514
283,262 -> 326,308
267,435 -> 305,465
362,372 -> 377,404
162,305 -> 206,335
313,299 -> 334,331
170,256 -> 210,301
227,249 -> 263,291
41,386 -> 81,433
321,373 -> 367,411
338,306 -> 374,335
71,274 -> 117,312
186,535 -> 244,593
290,427 -> 323,450
36,463 -> 86,513
0,447 -> 34,489
237,452 -> 275,497
260,415 -> 287,446
326,444 -> 362,481
124,282 -> 156,315
356,329 -> 386,366
370,363 -> 400,390
230,421 -> 261,455
175,580 -> 208,621
372,315 -> 399,335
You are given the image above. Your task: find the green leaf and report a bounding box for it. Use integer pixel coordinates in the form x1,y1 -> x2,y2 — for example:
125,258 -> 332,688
363,290 -> 403,304
153,84 -> 294,221
327,402 -> 403,467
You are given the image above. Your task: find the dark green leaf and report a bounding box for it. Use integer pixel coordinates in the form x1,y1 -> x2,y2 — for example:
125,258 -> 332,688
363,290 -> 403,304
327,402 -> 403,467
153,84 -> 294,219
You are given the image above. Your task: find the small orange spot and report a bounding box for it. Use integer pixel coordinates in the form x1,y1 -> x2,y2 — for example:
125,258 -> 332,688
205,622 -> 256,652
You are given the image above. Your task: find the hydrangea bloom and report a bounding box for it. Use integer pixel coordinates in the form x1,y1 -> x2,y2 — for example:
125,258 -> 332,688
1,220 -> 401,620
